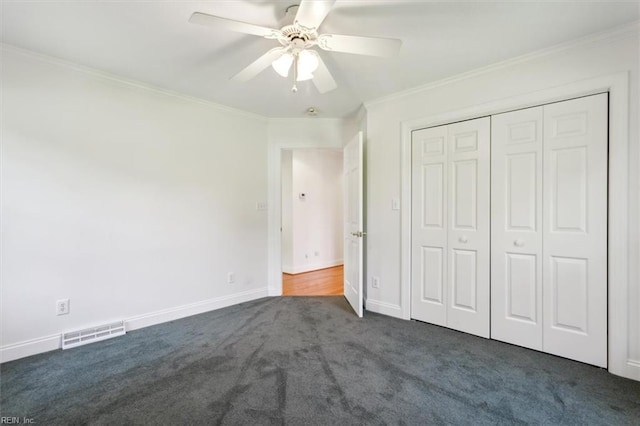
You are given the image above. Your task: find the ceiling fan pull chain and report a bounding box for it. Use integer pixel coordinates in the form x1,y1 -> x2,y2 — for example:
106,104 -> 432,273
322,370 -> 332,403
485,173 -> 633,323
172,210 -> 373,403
292,54 -> 299,93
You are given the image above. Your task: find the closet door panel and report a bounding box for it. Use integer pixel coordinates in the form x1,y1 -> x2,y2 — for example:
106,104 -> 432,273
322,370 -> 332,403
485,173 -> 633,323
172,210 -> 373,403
447,117 -> 490,338
543,93 -> 608,368
491,107 -> 543,350
411,125 -> 448,326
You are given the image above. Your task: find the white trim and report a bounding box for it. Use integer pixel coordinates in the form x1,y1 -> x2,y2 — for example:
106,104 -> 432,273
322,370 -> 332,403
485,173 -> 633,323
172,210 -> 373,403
401,72 -> 634,380
282,259 -> 344,275
366,21 -> 639,109
0,334 -> 61,363
0,43 -> 267,122
1,288 -> 268,363
365,299 -> 403,318
125,288 -> 267,331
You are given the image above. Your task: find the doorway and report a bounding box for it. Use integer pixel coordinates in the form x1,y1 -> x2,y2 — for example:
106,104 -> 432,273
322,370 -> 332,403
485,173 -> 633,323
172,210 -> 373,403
281,149 -> 344,296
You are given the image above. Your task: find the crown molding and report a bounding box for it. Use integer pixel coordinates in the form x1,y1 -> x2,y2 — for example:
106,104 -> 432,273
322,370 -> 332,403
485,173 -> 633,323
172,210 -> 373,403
365,20 -> 639,110
1,43 -> 268,123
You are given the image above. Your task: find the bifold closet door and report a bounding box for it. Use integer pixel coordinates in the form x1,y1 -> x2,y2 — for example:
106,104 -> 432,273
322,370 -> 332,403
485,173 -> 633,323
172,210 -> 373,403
411,124 -> 448,327
412,117 -> 490,338
542,94 -> 608,367
491,106 -> 544,351
491,93 -> 608,367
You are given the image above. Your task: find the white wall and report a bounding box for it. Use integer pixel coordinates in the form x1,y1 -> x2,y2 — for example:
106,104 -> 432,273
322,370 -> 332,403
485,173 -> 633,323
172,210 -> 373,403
281,150 -> 343,274
364,24 -> 639,380
1,47 -> 269,361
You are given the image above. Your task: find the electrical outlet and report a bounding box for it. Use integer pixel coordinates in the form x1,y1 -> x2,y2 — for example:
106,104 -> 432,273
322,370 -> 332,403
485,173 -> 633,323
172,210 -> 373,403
256,202 -> 267,211
372,276 -> 380,289
56,299 -> 70,316
227,272 -> 235,284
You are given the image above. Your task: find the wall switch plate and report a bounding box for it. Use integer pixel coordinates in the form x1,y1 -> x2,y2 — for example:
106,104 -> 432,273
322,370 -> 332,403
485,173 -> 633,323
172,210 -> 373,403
56,299 -> 70,316
227,272 -> 235,284
391,198 -> 400,211
372,276 -> 380,289
256,202 -> 267,210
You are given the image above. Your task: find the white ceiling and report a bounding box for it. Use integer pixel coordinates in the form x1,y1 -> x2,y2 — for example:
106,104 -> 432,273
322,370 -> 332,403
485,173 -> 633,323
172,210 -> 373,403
2,1 -> 638,118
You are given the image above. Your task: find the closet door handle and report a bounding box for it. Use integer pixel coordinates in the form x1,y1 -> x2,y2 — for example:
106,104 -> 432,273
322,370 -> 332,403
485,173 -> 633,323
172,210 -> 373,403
514,239 -> 525,247
459,236 -> 468,244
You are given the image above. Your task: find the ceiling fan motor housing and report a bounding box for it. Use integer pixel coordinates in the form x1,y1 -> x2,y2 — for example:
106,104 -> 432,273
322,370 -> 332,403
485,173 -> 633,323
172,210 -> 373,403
279,24 -> 317,51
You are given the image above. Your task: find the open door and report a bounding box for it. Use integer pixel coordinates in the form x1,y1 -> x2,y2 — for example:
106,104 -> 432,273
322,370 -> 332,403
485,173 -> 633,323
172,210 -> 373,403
344,131 -> 364,317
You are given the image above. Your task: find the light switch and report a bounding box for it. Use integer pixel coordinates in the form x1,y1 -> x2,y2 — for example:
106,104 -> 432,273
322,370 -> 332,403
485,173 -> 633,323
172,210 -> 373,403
392,198 -> 400,210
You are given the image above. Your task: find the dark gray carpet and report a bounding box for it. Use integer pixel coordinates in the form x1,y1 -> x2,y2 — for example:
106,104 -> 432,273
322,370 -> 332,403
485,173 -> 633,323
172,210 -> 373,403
1,296 -> 639,425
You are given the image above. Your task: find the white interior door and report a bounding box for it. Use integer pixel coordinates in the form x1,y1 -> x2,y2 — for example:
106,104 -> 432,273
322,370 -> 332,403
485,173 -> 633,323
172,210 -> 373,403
543,94 -> 608,367
411,124 -> 448,327
491,106 -> 544,350
446,118 -> 491,338
411,118 -> 490,338
343,131 -> 363,317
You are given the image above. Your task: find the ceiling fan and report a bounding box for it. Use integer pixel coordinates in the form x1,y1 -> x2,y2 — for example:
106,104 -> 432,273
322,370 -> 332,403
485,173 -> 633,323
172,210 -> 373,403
189,0 -> 402,94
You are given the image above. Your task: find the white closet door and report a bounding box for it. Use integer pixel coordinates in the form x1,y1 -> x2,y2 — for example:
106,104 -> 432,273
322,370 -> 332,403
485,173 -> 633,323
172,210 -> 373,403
543,94 -> 608,367
411,125 -> 448,326
491,107 -> 544,350
446,118 -> 491,338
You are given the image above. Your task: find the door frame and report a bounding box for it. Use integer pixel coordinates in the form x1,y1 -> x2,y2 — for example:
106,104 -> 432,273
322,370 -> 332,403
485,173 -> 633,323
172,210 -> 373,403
400,72 -> 632,378
268,141 -> 345,297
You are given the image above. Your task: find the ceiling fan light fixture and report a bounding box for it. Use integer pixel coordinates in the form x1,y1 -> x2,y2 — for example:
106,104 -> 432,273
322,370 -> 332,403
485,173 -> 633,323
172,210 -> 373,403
273,50 -> 318,82
272,53 -> 294,77
295,50 -> 319,81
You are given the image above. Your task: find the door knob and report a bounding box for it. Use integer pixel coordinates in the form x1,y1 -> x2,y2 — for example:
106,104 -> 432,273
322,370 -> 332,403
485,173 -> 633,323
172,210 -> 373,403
459,236 -> 468,243
514,239 -> 525,247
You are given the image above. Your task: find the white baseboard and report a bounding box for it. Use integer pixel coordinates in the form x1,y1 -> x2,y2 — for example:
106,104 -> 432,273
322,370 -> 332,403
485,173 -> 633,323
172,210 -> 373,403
125,288 -> 268,332
365,299 -> 403,319
0,288 -> 268,363
0,334 -> 61,364
282,259 -> 343,275
621,359 -> 640,381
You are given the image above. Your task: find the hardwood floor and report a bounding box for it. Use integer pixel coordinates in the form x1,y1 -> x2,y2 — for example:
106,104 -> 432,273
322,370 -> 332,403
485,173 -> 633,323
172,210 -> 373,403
282,265 -> 344,296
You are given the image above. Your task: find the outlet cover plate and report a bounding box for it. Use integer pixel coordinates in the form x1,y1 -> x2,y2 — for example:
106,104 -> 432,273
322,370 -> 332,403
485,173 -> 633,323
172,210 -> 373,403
372,277 -> 380,289
56,299 -> 70,315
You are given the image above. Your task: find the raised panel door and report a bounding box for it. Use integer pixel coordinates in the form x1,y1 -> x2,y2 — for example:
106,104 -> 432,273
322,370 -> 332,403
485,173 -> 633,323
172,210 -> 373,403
411,125 -> 448,326
543,94 -> 608,367
447,117 -> 490,338
491,107 -> 543,350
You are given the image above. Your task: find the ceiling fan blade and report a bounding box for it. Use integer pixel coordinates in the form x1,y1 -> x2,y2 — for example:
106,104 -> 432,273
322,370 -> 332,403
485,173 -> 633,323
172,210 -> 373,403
189,12 -> 281,38
317,34 -> 402,57
311,53 -> 337,94
232,47 -> 287,82
295,0 -> 336,29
